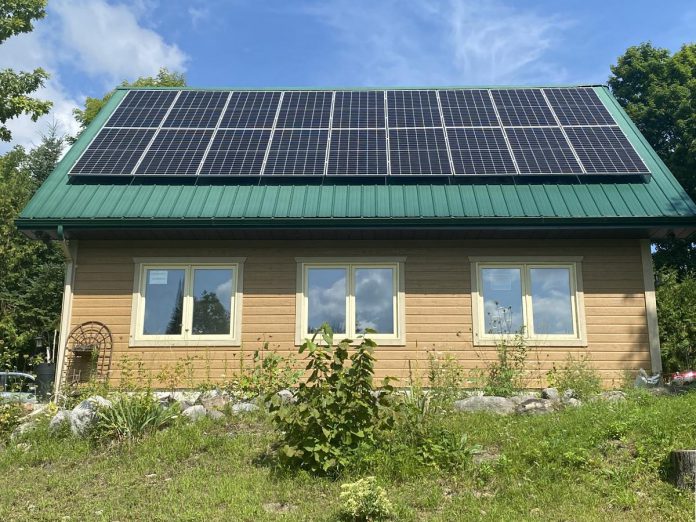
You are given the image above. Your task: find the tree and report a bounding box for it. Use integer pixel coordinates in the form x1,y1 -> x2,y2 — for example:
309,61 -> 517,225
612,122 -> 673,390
73,68 -> 186,132
0,126 -> 65,371
192,291 -> 231,335
0,0 -> 52,142
609,43 -> 696,274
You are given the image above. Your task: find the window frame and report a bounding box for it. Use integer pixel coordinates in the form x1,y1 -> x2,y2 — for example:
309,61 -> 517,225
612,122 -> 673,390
470,256 -> 587,347
130,257 -> 245,347
295,257 -> 406,346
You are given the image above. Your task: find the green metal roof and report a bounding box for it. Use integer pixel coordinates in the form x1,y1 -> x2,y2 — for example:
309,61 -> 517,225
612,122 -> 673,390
16,85 -> 696,234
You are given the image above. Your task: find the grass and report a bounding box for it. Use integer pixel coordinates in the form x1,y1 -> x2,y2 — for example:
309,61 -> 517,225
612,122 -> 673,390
1,391 -> 695,521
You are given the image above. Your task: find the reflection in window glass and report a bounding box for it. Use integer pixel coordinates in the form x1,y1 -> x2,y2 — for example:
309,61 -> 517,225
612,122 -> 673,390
355,268 -> 394,334
530,268 -> 574,335
481,268 -> 523,334
307,268 -> 347,333
192,268 -> 234,335
143,268 -> 185,335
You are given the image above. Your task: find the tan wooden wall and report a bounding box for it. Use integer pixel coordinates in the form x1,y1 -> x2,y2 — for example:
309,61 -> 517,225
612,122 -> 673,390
64,238 -> 652,388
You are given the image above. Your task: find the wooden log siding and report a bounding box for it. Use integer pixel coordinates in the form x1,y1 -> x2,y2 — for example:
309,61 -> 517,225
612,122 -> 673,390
66,239 -> 652,388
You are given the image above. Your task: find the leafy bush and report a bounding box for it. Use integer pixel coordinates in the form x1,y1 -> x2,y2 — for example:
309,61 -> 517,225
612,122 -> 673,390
340,477 -> 393,521
547,354 -> 602,399
0,402 -> 24,440
268,324 -> 393,475
656,269 -> 696,372
481,331 -> 529,397
94,393 -> 179,442
231,346 -> 301,399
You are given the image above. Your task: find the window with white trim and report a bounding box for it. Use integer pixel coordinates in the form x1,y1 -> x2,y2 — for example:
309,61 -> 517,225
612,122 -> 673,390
472,260 -> 585,345
131,261 -> 243,346
297,260 -> 404,344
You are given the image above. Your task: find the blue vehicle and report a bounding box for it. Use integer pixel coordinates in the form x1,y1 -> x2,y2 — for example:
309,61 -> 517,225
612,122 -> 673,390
0,372 -> 38,404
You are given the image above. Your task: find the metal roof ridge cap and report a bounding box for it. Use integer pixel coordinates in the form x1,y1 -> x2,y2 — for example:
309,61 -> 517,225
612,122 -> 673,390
115,83 -> 609,92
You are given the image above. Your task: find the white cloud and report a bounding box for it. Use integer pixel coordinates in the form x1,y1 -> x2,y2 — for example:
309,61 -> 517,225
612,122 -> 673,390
306,0 -> 571,85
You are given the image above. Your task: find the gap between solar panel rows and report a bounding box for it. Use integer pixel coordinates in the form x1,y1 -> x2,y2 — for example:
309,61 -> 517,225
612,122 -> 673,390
69,88 -> 651,179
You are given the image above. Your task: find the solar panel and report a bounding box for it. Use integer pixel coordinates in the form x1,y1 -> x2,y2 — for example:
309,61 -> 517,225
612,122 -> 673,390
506,127 -> 582,174
327,129 -> 387,176
264,129 -> 328,176
448,128 -> 516,175
332,91 -> 385,128
105,90 -> 177,128
389,128 -> 451,175
565,126 -> 649,173
72,128 -> 155,174
162,91 -> 228,128
544,88 -> 615,126
219,91 -> 281,129
136,129 -> 213,176
387,90 -> 441,128
492,89 -> 556,127
199,129 -> 270,176
276,91 -> 332,128
440,89 -> 498,127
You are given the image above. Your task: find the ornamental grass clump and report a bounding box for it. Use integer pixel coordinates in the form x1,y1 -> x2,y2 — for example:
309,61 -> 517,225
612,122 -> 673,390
94,393 -> 179,442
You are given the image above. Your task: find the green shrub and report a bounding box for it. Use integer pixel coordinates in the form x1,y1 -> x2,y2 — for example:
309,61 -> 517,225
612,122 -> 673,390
340,477 -> 393,521
268,324 -> 394,475
94,393 -> 179,442
0,402 -> 24,440
656,269 -> 696,372
230,346 -> 301,399
547,354 -> 602,399
426,351 -> 466,410
482,331 -> 530,397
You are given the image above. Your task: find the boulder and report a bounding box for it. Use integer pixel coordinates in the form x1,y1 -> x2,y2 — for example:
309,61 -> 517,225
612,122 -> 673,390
454,396 -> 516,415
206,409 -> 225,421
515,398 -> 555,415
70,396 -> 112,436
276,389 -> 296,404
510,393 -> 539,406
48,410 -> 72,434
541,387 -> 560,401
172,391 -> 201,409
565,398 -> 582,408
153,391 -> 174,406
599,390 -> 627,402
562,389 -> 577,401
182,405 -> 207,422
199,390 -> 231,410
231,402 -> 259,414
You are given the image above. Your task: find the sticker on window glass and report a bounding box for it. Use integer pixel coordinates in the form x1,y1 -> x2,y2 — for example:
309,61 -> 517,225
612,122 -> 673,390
148,270 -> 169,285
490,271 -> 515,291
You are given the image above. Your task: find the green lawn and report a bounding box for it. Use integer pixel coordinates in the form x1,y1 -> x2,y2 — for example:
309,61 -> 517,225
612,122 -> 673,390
1,392 -> 695,521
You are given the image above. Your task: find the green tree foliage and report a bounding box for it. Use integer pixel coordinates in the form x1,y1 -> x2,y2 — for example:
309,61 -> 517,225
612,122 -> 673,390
73,68 -> 186,133
609,43 -> 696,274
0,127 -> 65,371
656,269 -> 696,372
192,291 -> 230,334
0,0 -> 52,141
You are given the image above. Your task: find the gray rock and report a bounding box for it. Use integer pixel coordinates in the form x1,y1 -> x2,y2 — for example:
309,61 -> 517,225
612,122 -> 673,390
206,409 -> 225,420
541,387 -> 560,401
276,389 -> 296,404
565,398 -> 582,408
182,405 -> 207,422
199,390 -> 231,410
70,396 -> 112,436
510,393 -> 539,406
153,391 -> 174,406
231,402 -> 259,414
454,396 -> 516,415
48,410 -> 72,434
599,390 -> 627,402
515,398 -> 556,415
172,391 -> 201,409
562,389 -> 577,400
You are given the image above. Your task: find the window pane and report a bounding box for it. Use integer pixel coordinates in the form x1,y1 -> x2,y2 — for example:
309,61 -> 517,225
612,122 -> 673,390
530,267 -> 574,335
355,268 -> 395,334
307,268 -> 347,334
192,268 -> 234,335
143,268 -> 185,335
481,267 -> 523,334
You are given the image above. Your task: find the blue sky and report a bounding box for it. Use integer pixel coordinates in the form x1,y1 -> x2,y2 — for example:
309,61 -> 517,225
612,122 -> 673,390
1,0 -> 694,150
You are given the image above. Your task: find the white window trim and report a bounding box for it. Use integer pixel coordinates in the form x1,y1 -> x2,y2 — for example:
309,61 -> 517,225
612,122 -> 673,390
130,257 -> 245,347
295,257 -> 406,346
470,256 -> 587,347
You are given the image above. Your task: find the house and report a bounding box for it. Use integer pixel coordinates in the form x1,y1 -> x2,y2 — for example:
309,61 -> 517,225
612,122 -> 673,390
17,86 -> 696,390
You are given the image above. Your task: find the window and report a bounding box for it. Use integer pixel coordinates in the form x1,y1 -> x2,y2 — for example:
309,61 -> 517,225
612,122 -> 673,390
296,259 -> 405,345
471,258 -> 586,346
131,259 -> 244,346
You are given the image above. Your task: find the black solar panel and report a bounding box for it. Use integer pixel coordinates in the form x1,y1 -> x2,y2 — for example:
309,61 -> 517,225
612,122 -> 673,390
440,90 -> 498,127
199,129 -> 270,176
276,91 -> 332,128
264,129 -> 328,175
105,90 -> 177,128
544,88 -> 615,126
72,128 -> 154,174
448,128 -> 516,175
136,129 -> 213,176
565,126 -> 649,173
332,91 -> 385,128
389,128 -> 451,175
327,129 -> 387,176
506,127 -> 582,174
163,91 -> 228,128
492,89 -> 556,126
387,90 -> 441,128
219,91 -> 281,129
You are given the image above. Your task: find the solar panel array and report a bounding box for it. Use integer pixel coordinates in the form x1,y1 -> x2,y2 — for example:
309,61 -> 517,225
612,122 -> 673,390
70,87 -> 651,178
